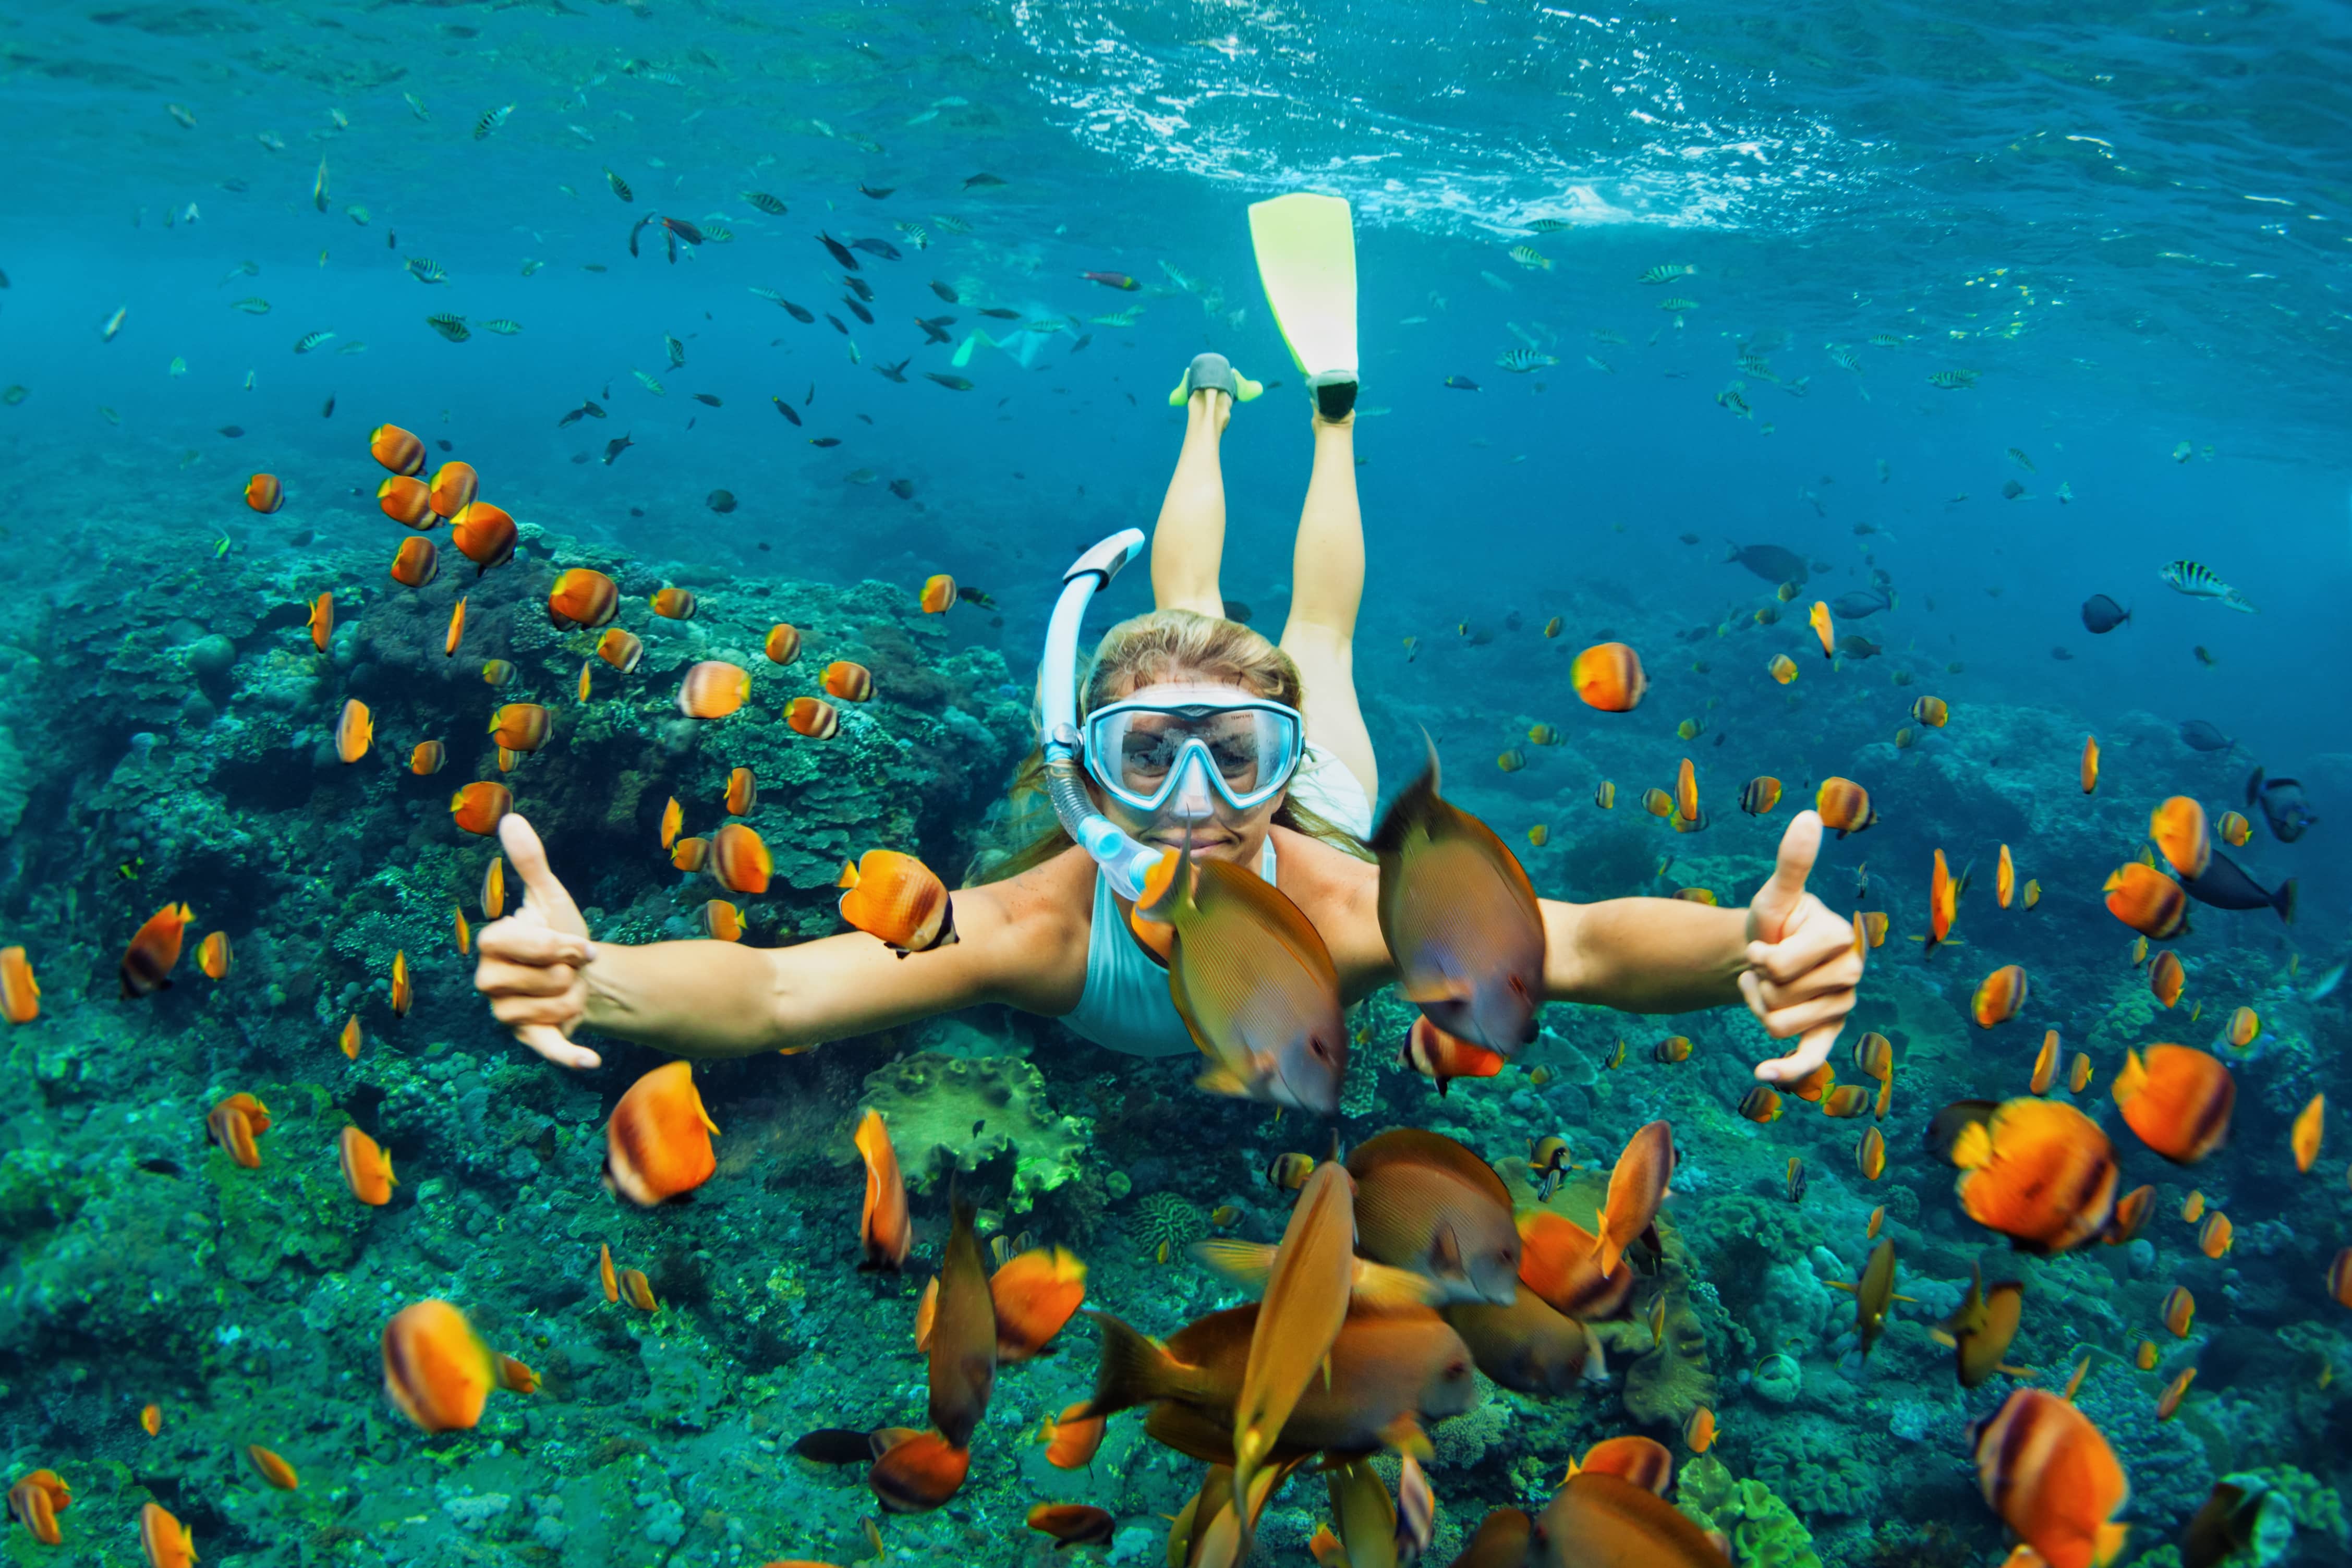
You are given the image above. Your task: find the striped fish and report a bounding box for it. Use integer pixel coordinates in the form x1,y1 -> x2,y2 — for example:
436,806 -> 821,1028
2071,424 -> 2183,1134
632,369 -> 665,395
482,319 -> 522,336
1508,245 -> 1551,270
1638,263 -> 1695,284
293,330 -> 335,354
2159,560 -> 2255,612
1495,347 -> 1557,373
473,103 -> 513,140
426,313 -> 470,343
742,191 -> 788,215
1927,369 -> 1979,389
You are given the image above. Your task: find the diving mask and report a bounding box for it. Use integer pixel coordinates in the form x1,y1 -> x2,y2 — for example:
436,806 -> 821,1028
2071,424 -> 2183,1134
1082,685 -> 1305,815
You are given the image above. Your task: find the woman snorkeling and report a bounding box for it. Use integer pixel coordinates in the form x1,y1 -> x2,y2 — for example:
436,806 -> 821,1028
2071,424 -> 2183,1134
474,198 -> 1861,1092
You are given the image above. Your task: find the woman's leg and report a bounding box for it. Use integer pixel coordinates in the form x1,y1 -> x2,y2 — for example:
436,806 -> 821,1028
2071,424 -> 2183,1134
1279,411 -> 1376,800
1148,390 -> 1231,617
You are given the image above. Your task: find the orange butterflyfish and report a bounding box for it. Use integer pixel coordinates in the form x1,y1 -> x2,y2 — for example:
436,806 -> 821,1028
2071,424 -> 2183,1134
2161,1285 -> 2195,1337
700,899 -> 744,941
245,472 -> 285,513
759,623 -> 806,667
604,1061 -> 719,1206
919,574 -> 957,613
207,1092 -> 271,1168
1787,1060 -> 1836,1103
140,1501 -> 197,1568
1859,910 -> 1888,948
2130,936 -> 2149,966
868,1427 -> 970,1514
1996,844 -> 2015,908
786,696 -> 841,738
2067,1052 -> 2093,1095
2327,1248 -> 2352,1308
650,586 -> 698,619
197,930 -> 233,980
306,591 -> 335,651
388,949 -> 411,1015
479,855 -> 506,919
1822,1084 -> 1872,1118
596,627 -> 644,674
245,1444 -> 299,1489
991,1246 -> 1087,1362
1855,1125 -> 1888,1181
335,698 -> 373,763
2104,1184 -> 2152,1245
339,1015 -> 362,1059
822,660 -> 875,701
382,1299 -> 496,1432
496,1355 -> 540,1394
2148,950 -> 2185,1007
453,906 -> 470,954
449,782 -> 512,837
481,660 -> 514,687
1972,1388 -> 2129,1568
1683,1406 -> 1719,1456
448,502 -> 517,573
121,902 -> 195,998
724,767 -> 757,816
1675,757 -> 1698,822
1767,652 -> 1798,685
659,796 -> 683,850
1569,641 -> 1648,711
1971,965 -> 2029,1028
2131,1339 -> 2159,1372
489,702 -> 550,752
1933,1098 -> 2118,1254
369,422 -> 426,475
838,849 -> 954,953
1042,1402 -> 1105,1469
2181,1189 -> 2205,1223
2024,879 -> 2041,908
1401,1014 -> 1507,1095
547,567 -> 620,629
444,596 -> 466,657
7,1469 -> 70,1545
390,536 -> 440,588
677,661 -> 752,720
853,1109 -> 911,1270
140,1404 -> 162,1436
598,1244 -> 620,1303
2112,1045 -> 2233,1164
1528,823 -> 1550,847
2196,1210 -> 2232,1259
1866,1205 -> 1886,1239
1849,1031 -> 1892,1082
2225,1005 -> 2258,1049
377,474 -> 435,527
427,459 -> 478,518
1641,787 -> 1674,818
1815,776 -> 1877,837
1026,1504 -> 1114,1549
2155,1367 -> 2196,1421
2148,797 -> 2211,880
1928,848 -> 1959,949
1593,1121 -> 1676,1279
620,1269 -> 657,1311
1568,1435 -> 1675,1496
1911,695 -> 1950,727
408,740 -> 445,776
2291,1094 -> 2324,1173
1809,600 -> 1834,658
2216,809 -> 2251,847
2030,1031 -> 2059,1095
710,822 -> 772,895
670,836 -> 710,872
2079,733 -> 2100,794
1,946 -> 38,1023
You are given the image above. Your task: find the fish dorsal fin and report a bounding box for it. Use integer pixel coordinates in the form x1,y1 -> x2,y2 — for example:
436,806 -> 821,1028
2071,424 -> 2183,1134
1344,1128 -> 1512,1211
1367,739 -> 1444,859
1190,858 -> 1339,989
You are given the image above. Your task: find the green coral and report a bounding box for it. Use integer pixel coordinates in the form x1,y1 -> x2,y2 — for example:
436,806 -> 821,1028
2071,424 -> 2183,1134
1677,1455 -> 1824,1568
854,1053 -> 1089,1210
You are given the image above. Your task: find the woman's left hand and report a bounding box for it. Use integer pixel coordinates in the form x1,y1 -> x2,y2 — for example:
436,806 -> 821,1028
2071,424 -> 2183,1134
1739,810 -> 1864,1084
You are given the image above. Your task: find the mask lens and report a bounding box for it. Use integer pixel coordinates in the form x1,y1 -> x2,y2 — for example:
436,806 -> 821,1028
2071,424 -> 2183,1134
1088,701 -> 1301,810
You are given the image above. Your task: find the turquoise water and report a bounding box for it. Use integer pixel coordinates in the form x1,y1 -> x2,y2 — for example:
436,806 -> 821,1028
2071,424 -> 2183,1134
0,2 -> 2347,1565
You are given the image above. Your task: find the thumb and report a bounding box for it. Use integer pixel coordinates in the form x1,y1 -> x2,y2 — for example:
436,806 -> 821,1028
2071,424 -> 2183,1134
513,1022 -> 602,1072
1750,810 -> 1823,944
500,813 -> 589,940
1753,1017 -> 1844,1085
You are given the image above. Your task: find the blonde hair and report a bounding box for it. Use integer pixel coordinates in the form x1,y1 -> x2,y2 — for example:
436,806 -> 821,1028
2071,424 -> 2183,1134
970,609 -> 1366,882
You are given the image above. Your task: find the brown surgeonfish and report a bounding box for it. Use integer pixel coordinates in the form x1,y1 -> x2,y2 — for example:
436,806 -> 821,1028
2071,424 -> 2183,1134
1369,741 -> 1546,1053
1536,1470 -> 1731,1566
1594,1121 -> 1675,1278
1440,1288 -> 1604,1395
1137,841 -> 1347,1113
1347,1128 -> 1520,1304
1932,1099 -> 2118,1253
1932,1263 -> 2028,1387
928,1195 -> 997,1450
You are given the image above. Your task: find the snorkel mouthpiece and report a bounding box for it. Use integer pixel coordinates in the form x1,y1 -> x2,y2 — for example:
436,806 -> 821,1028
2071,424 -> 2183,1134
1040,530 -> 1165,902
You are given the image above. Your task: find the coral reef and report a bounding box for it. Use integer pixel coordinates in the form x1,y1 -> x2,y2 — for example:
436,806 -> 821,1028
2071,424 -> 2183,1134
1678,1454 -> 1825,1568
853,1052 -> 1090,1208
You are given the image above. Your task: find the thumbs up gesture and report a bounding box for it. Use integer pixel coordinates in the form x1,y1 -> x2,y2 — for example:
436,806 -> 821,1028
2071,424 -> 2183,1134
474,814 -> 601,1069
1741,810 -> 1864,1084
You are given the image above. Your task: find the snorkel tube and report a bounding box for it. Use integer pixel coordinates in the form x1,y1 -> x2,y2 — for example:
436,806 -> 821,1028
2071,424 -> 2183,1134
1041,529 -> 1166,903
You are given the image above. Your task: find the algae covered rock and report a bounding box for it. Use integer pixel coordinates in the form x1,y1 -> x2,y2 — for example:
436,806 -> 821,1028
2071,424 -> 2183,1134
854,1053 -> 1088,1210
1677,1454 -> 1823,1568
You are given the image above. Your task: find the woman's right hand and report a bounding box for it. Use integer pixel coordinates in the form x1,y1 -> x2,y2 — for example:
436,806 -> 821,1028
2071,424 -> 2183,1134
475,814 -> 602,1069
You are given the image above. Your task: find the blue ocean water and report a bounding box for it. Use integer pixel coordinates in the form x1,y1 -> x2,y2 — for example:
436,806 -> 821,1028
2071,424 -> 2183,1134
0,2 -> 2347,1565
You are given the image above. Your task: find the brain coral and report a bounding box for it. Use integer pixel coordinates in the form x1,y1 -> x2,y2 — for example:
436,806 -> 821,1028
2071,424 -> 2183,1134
854,1053 -> 1088,1210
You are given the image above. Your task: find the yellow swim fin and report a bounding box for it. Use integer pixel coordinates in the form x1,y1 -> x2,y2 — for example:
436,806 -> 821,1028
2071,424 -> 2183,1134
1248,192 -> 1357,412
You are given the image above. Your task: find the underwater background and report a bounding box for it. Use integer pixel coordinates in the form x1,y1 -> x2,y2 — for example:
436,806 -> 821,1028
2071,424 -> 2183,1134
0,0 -> 2348,1564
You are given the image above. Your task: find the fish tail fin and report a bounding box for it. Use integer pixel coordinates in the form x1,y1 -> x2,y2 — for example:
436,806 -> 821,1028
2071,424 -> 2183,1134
1353,1262 -> 1440,1311
1079,1310 -> 1182,1417
2276,879 -> 2297,923
1367,733 -> 1442,856
2094,1524 -> 2131,1566
836,858 -> 861,889
1189,1239 -> 1275,1288
1593,1231 -> 1623,1280
2112,1050 -> 2148,1106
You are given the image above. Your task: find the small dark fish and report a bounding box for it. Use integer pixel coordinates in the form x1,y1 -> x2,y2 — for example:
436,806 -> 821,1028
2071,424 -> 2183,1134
978,307 -> 1020,320
915,317 -> 954,344
437,439 -> 453,452
771,397 -> 803,426
809,436 -> 841,447
1081,270 -> 1138,290
961,588 -> 997,610
1830,589 -> 1892,619
1678,532 -> 1700,544
1835,634 -> 1881,660
603,433 -> 634,465
707,490 -> 737,513
2182,851 -> 2295,921
778,299 -> 815,324
791,1428 -> 878,1465
628,213 -> 651,257
217,424 -> 245,438
2080,593 -> 2131,633
925,373 -> 974,391
888,478 -> 914,499
850,237 -> 901,260
817,232 -> 859,270
2194,645 -> 2216,666
1444,376 -> 1479,391
137,1156 -> 185,1176
825,314 -> 848,335
2001,479 -> 2026,501
858,184 -> 894,201
842,275 -> 875,303
1222,600 -> 1252,625
2050,646 -> 2074,661
842,297 -> 874,324
1724,542 -> 1808,583
2179,720 -> 2233,753
963,172 -> 1005,189
930,280 -> 960,303
875,359 -> 910,384
662,216 -> 705,247
320,394 -> 335,419
559,407 -> 586,427
2246,770 -> 2317,844
806,383 -> 815,406
692,393 -> 722,407
1070,333 -> 1092,354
